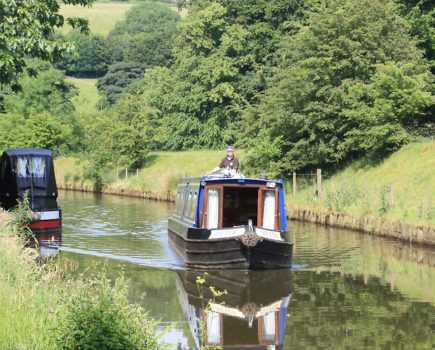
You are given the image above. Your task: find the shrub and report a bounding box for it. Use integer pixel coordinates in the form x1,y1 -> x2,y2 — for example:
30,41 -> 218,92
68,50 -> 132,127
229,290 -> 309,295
53,273 -> 162,350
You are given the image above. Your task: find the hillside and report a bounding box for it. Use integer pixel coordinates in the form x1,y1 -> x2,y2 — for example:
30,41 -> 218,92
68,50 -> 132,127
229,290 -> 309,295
55,149 -> 246,197
291,140 -> 435,226
54,141 -> 434,227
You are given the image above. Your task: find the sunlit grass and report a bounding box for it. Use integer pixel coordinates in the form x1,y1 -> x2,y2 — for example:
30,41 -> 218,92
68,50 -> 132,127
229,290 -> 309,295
289,140 -> 435,226
55,149 -> 246,196
0,237 -> 58,349
67,77 -> 100,115
59,2 -> 133,36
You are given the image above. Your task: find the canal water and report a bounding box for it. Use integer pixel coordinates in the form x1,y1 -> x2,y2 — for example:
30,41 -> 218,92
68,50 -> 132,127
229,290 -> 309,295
58,191 -> 435,349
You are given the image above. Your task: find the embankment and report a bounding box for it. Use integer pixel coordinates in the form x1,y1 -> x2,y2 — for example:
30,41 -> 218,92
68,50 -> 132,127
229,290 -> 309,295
54,143 -> 435,246
287,206 -> 435,246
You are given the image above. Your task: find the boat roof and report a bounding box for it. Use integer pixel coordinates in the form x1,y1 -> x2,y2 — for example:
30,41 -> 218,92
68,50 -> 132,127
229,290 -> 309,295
3,148 -> 53,157
178,175 -> 283,186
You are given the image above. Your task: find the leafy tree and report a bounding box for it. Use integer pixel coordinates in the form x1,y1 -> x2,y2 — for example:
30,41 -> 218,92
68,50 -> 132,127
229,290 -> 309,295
108,2 -> 180,67
396,0 -> 434,69
56,32 -> 111,78
0,0 -> 94,88
139,0 -> 309,150
244,0 -> 433,175
0,60 -> 82,154
97,62 -> 148,105
84,92 -> 154,184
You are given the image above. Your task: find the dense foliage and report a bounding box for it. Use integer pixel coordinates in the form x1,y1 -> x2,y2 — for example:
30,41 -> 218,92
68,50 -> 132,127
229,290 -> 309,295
0,60 -> 82,154
56,31 -> 111,78
1,0 -> 433,181
0,0 -> 94,88
242,0 -> 434,176
137,0 -> 311,150
54,274 -> 161,350
96,62 -> 148,104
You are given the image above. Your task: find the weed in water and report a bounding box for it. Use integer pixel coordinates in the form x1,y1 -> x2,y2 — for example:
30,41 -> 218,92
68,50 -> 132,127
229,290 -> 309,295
195,273 -> 226,350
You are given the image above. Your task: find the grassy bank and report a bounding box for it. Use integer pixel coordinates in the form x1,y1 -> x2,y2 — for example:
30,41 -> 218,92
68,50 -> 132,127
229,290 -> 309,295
55,149 -> 247,197
0,211 -> 163,349
54,142 -> 433,228
0,212 -> 59,349
290,140 -> 435,227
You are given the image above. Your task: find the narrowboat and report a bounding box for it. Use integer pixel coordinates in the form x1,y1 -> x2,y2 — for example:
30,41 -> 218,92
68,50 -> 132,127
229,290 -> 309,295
168,175 -> 293,269
0,148 -> 61,243
176,269 -> 293,349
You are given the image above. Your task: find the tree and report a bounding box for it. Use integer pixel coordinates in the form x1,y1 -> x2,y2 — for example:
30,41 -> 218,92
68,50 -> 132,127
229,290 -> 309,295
107,2 -> 180,68
56,32 -> 111,78
84,92 -> 154,181
244,0 -> 433,175
0,0 -> 94,88
0,59 -> 82,154
96,62 -> 148,105
138,0 -> 309,150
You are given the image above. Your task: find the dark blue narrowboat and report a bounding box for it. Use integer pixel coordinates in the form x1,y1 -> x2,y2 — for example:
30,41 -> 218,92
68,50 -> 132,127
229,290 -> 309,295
0,148 -> 61,242
168,176 -> 293,269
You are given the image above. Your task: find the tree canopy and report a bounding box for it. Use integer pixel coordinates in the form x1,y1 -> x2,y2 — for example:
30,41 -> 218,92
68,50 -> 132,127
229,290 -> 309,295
242,0 -> 434,176
0,59 -> 82,154
0,0 -> 94,88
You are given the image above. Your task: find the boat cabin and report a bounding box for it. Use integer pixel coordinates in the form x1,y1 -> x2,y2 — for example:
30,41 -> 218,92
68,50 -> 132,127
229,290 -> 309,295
0,148 -> 61,239
174,177 -> 287,232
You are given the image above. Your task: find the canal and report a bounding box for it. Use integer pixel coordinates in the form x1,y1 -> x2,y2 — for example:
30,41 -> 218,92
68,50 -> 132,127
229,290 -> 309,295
58,190 -> 435,349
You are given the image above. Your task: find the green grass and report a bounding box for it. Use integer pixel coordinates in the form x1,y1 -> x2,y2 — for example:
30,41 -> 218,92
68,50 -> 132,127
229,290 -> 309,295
0,212 -> 163,349
67,77 -> 100,116
55,142 -> 434,227
0,237 -> 59,349
59,2 -> 134,36
289,140 -> 435,226
55,150 -> 246,196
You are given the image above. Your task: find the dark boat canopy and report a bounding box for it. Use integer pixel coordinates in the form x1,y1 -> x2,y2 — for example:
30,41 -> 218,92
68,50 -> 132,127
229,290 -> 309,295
0,148 -> 58,211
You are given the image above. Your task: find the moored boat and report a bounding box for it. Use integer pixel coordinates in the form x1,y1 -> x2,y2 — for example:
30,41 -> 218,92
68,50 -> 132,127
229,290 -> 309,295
0,148 -> 61,243
168,175 -> 293,269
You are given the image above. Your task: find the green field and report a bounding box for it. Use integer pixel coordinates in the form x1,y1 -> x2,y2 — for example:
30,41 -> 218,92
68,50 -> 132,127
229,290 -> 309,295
59,2 -> 133,36
67,77 -> 100,115
291,140 -> 435,226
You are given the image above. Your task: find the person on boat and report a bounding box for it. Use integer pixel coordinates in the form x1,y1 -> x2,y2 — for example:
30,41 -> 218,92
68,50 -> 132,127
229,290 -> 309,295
208,146 -> 240,175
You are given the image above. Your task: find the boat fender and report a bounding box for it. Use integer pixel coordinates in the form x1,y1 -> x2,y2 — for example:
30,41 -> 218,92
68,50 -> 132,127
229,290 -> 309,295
239,230 -> 262,247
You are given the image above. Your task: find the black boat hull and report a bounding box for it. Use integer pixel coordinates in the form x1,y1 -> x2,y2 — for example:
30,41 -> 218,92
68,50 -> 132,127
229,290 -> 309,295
168,226 -> 293,269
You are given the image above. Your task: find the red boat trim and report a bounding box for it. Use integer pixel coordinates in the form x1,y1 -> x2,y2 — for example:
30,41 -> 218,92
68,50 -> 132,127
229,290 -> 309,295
28,219 -> 61,229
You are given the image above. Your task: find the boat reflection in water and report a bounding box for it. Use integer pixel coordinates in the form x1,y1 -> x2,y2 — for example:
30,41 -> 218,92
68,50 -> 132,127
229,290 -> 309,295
36,230 -> 61,259
176,269 -> 293,349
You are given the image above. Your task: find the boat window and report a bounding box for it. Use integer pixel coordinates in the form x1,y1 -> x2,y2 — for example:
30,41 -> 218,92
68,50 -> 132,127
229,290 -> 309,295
175,189 -> 183,215
16,156 -> 46,178
185,191 -> 193,221
206,311 -> 221,345
222,187 -> 258,227
262,312 -> 276,343
207,189 -> 220,229
16,157 -> 29,177
262,191 -> 276,229
30,157 -> 46,177
189,192 -> 197,221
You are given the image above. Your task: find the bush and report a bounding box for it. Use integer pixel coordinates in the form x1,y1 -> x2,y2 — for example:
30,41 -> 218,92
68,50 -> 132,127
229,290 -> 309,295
54,273 -> 162,350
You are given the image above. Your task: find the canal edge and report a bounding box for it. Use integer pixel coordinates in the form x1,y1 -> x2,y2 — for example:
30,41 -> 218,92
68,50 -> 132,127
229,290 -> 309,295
58,184 -> 435,247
